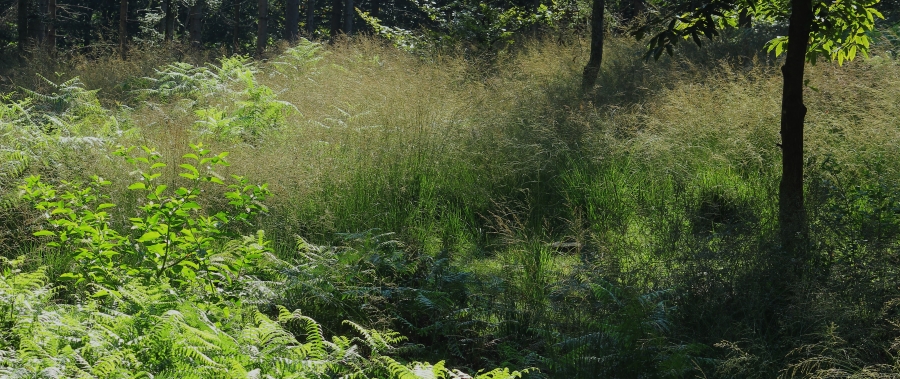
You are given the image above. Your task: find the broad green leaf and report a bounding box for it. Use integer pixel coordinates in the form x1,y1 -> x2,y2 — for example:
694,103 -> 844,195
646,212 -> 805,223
138,231 -> 162,242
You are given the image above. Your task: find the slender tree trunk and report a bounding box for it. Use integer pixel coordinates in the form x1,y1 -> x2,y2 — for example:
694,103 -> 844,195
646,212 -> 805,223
330,0 -> 342,37
306,0 -> 316,35
17,0 -> 29,52
119,0 -> 128,59
30,0 -> 46,44
164,0 -> 175,42
779,0 -> 813,262
343,0 -> 353,35
286,0 -> 300,41
257,0 -> 268,56
371,0 -> 379,18
189,0 -> 204,47
581,0 -> 604,92
738,9 -> 752,27
233,0 -> 240,52
46,0 -> 55,53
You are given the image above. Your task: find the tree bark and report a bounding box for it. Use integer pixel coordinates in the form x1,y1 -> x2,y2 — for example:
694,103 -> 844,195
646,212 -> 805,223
371,0 -> 379,19
30,0 -> 46,44
738,9 -> 752,28
119,0 -> 128,59
330,0 -> 342,37
189,0 -> 204,47
257,0 -> 268,56
233,0 -> 240,52
17,0 -> 29,52
581,0 -> 604,92
46,0 -> 55,53
306,0 -> 317,35
343,0 -> 353,35
286,0 -> 300,41
779,0 -> 813,260
164,0 -> 175,42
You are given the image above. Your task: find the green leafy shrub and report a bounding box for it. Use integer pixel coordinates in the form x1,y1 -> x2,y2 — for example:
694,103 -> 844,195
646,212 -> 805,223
2,143 -> 528,378
20,143 -> 271,297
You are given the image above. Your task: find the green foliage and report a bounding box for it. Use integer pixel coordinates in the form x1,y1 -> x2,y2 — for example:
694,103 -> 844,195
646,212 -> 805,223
5,143 -> 523,378
764,0 -> 884,64
273,39 -> 326,75
360,0 -> 562,57
636,0 -> 884,64
20,143 -> 271,296
139,56 -> 296,143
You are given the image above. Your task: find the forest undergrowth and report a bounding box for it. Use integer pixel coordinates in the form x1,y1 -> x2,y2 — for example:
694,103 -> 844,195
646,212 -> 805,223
2,31 -> 900,377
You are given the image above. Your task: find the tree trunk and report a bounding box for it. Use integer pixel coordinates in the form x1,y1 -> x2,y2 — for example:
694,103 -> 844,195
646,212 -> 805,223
164,0 -> 175,42
46,0 -> 55,53
779,0 -> 813,262
119,0 -> 128,59
306,0 -> 317,35
17,0 -> 29,52
343,0 -> 353,35
31,0 -> 47,44
330,0 -> 342,37
189,0 -> 204,47
233,0 -> 240,52
286,0 -> 300,41
257,0 -> 268,56
738,9 -> 752,28
581,0 -> 604,92
371,0 -> 379,18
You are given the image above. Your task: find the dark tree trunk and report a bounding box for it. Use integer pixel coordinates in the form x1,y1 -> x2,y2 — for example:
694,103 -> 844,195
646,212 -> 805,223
306,0 -> 317,35
46,0 -> 55,52
119,0 -> 128,59
371,0 -> 379,18
17,0 -> 29,52
189,0 -> 204,47
738,9 -> 752,27
330,0 -> 342,37
30,0 -> 46,44
344,0 -> 353,34
286,0 -> 300,41
164,0 -> 175,42
779,0 -> 813,261
257,0 -> 268,56
581,0 -> 604,92
233,0 -> 240,52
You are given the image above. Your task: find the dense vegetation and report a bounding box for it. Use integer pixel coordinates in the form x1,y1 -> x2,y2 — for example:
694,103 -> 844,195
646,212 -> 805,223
2,0 -> 900,377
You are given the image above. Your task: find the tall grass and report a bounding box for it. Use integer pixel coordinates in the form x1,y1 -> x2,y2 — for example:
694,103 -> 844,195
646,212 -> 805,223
3,31 -> 900,377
